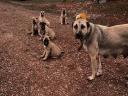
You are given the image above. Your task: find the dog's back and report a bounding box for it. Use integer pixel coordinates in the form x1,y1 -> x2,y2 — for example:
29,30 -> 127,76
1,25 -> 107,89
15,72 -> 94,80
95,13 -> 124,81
102,24 -> 128,43
98,24 -> 128,57
50,42 -> 62,57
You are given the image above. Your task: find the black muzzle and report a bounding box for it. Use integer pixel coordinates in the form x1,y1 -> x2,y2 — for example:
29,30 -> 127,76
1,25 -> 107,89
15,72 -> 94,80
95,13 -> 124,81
75,32 -> 83,39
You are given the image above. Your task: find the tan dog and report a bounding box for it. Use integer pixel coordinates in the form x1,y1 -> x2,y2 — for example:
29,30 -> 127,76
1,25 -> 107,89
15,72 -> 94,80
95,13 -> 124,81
38,11 -> 50,38
73,19 -> 128,80
60,8 -> 68,25
41,36 -> 64,60
40,22 -> 55,40
38,11 -> 50,26
31,17 -> 38,36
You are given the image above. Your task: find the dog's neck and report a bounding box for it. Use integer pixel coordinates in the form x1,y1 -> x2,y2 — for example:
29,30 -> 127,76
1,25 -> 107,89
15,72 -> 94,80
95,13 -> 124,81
84,23 -> 96,41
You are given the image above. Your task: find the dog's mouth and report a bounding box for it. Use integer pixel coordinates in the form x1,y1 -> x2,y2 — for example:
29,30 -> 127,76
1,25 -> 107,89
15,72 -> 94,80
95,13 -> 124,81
41,14 -> 44,17
75,32 -> 83,39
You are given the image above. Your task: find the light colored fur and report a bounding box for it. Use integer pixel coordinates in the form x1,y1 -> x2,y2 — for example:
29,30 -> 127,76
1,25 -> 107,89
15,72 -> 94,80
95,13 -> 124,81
45,26 -> 55,40
73,19 -> 128,80
31,17 -> 38,36
60,9 -> 68,25
38,11 -> 50,38
41,36 -> 63,60
38,11 -> 50,26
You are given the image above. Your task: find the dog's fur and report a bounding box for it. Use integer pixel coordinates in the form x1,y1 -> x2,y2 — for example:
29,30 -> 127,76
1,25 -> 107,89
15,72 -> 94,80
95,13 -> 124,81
76,13 -> 88,20
73,19 -> 128,80
75,13 -> 89,51
31,17 -> 38,36
60,8 -> 68,25
40,22 -> 55,40
38,11 -> 50,38
41,36 -> 64,60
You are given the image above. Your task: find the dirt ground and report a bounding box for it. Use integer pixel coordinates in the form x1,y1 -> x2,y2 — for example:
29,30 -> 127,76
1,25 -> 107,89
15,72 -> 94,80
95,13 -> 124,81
0,1 -> 128,96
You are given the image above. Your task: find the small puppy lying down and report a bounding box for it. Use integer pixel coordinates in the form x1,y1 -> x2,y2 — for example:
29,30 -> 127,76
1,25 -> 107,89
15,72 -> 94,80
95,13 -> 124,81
40,22 -> 55,40
41,36 -> 64,60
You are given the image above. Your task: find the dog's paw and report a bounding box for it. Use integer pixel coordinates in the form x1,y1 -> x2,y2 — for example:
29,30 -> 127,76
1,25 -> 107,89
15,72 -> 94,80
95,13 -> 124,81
43,58 -> 47,61
96,70 -> 102,77
87,76 -> 95,81
77,47 -> 81,51
39,37 -> 42,41
31,34 -> 34,36
40,55 -> 44,58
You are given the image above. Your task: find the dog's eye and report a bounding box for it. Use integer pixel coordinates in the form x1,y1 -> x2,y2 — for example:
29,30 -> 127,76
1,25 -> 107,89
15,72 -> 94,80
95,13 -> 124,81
74,24 -> 78,29
81,24 -> 85,29
43,38 -> 49,46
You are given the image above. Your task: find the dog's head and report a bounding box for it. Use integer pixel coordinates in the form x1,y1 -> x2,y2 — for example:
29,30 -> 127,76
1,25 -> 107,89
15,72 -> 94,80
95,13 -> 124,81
62,8 -> 66,15
40,11 -> 45,17
73,19 -> 90,39
43,35 -> 50,47
32,17 -> 38,25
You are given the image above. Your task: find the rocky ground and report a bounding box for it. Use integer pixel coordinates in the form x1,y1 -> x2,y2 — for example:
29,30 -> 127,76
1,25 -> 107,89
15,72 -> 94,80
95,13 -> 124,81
0,1 -> 128,96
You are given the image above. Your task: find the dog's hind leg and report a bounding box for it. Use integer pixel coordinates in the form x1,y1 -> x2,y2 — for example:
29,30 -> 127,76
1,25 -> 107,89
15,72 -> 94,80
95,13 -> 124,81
40,51 -> 46,58
96,55 -> 102,76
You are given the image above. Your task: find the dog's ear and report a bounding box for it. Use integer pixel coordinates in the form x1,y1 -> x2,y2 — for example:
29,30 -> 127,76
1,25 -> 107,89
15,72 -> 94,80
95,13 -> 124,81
72,22 -> 73,27
43,38 -> 49,46
86,22 -> 90,29
72,21 -> 74,28
32,19 -> 36,24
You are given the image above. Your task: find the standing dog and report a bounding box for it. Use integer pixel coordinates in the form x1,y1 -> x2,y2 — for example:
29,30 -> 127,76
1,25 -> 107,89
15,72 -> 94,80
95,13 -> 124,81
38,11 -> 50,38
60,8 -> 68,25
31,17 -> 38,36
73,19 -> 128,80
41,36 -> 64,60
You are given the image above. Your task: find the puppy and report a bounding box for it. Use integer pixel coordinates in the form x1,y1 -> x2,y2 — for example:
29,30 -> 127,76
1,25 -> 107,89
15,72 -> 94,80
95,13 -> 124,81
41,36 -> 64,60
73,19 -> 128,80
60,8 -> 68,25
38,11 -> 50,26
31,17 -> 38,36
38,11 -> 50,38
40,22 -> 55,40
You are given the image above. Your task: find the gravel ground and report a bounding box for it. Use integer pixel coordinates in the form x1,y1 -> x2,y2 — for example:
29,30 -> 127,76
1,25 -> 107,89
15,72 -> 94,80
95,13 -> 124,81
0,2 -> 128,96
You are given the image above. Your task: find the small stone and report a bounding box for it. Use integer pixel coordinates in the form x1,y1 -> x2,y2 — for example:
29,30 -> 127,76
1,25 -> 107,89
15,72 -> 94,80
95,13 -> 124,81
125,74 -> 128,80
125,82 -> 128,87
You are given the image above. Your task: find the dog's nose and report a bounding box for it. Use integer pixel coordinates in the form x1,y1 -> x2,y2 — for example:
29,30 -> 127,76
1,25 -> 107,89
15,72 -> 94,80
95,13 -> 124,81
75,32 -> 82,39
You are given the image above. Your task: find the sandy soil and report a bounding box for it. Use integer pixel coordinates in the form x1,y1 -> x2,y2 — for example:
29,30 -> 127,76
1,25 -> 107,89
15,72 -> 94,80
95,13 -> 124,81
0,2 -> 128,96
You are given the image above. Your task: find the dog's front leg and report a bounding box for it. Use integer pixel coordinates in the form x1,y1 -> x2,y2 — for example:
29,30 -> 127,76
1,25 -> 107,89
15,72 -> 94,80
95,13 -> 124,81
38,23 -> 43,39
88,55 -> 97,80
59,16 -> 62,24
96,55 -> 102,76
40,51 -> 46,58
88,47 -> 98,80
65,17 -> 68,24
60,17 -> 63,24
43,49 -> 50,61
31,25 -> 34,36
